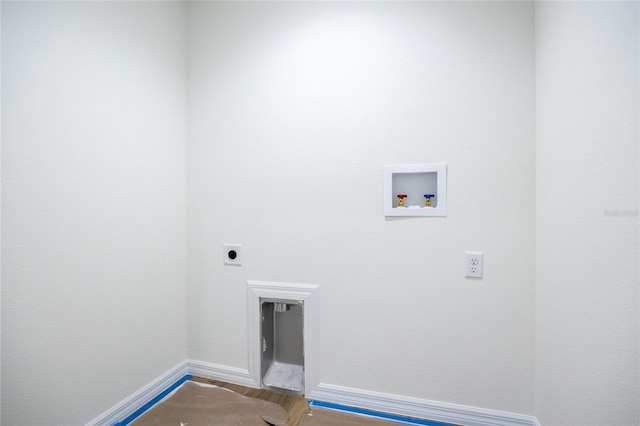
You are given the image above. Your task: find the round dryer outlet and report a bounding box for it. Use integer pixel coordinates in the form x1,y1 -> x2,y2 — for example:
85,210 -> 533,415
224,243 -> 242,265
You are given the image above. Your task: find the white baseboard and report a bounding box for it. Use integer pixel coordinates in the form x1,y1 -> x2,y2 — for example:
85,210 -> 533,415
88,360 -> 540,426
307,383 -> 540,426
86,360 -> 189,426
186,358 -> 260,389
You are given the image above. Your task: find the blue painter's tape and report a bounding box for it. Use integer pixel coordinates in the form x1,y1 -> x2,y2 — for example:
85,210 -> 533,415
114,374 -> 192,426
308,399 -> 452,426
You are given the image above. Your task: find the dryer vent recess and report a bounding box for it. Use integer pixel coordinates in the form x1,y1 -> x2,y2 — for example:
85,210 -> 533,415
261,299 -> 304,395
224,243 -> 242,265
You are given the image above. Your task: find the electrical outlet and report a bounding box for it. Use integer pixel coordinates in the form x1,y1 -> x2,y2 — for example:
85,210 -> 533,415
224,243 -> 242,266
465,251 -> 483,278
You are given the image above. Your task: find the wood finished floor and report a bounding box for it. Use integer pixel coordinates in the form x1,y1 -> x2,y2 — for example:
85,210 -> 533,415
190,376 -> 310,426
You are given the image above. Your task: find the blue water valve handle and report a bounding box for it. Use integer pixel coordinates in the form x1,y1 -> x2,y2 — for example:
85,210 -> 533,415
424,194 -> 435,207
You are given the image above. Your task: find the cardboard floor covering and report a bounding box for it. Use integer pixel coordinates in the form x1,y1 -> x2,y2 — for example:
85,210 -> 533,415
132,381 -> 289,425
132,380 -> 407,425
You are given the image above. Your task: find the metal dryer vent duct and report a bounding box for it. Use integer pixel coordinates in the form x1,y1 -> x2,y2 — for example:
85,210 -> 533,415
274,303 -> 290,313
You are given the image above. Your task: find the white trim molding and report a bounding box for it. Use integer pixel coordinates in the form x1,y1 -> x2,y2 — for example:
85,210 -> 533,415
89,360 -> 540,426
247,280 -> 320,395
307,383 -> 540,426
186,358 -> 259,388
86,360 -> 188,426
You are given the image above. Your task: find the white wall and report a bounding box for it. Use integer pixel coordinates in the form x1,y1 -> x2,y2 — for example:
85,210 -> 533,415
535,2 -> 639,425
0,2 -> 2,422
187,1 -> 536,415
4,2 -> 637,424
1,2 -> 187,425
0,3 -> 3,420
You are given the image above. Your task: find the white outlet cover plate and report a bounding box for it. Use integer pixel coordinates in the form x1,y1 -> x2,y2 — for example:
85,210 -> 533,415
465,251 -> 483,278
224,243 -> 242,265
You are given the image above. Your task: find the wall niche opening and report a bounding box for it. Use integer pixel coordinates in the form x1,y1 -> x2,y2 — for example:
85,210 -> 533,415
384,163 -> 447,217
247,280 -> 319,396
260,299 -> 304,394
